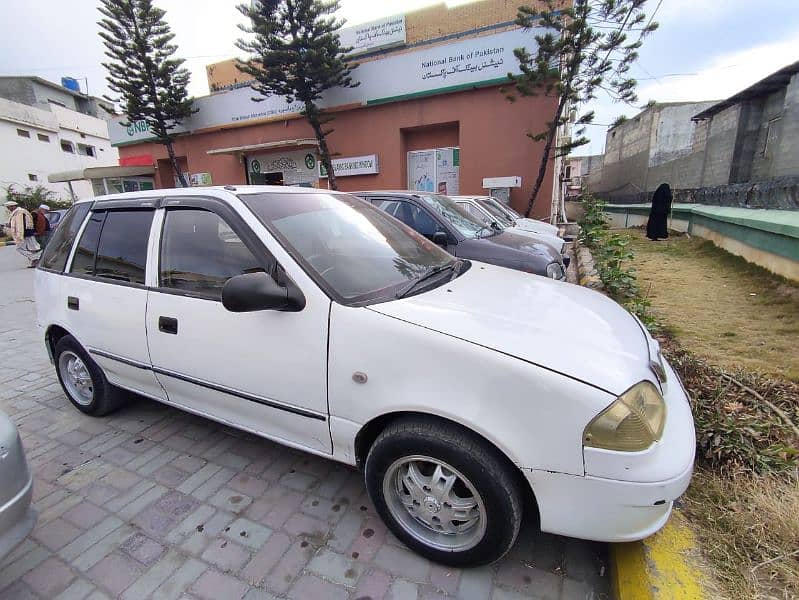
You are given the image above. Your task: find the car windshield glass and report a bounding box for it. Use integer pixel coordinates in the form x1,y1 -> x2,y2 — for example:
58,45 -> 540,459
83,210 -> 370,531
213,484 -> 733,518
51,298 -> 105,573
476,199 -> 514,226
240,192 -> 455,304
415,194 -> 489,238
490,198 -> 522,219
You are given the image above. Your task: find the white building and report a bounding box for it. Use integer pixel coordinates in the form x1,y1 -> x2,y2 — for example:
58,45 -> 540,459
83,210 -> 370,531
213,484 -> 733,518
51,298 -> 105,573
0,77 -> 119,203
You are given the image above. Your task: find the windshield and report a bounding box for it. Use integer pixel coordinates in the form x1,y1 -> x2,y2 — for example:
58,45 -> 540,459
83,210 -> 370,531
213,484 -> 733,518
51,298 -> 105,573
476,199 -> 514,226
482,197 -> 519,220
416,194 -> 490,238
240,192 -> 455,304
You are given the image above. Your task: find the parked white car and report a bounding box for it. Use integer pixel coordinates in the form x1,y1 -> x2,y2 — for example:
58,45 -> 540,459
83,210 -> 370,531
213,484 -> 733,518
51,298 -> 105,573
35,186 -> 695,566
452,196 -> 566,255
461,195 -> 561,237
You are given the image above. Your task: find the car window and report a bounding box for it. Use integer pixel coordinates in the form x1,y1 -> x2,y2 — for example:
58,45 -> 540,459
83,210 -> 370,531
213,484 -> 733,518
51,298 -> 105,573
240,192 -> 453,304
416,194 -> 487,238
457,202 -> 491,224
476,199 -> 514,226
159,208 -> 266,299
70,211 -> 106,276
94,210 -> 153,285
39,203 -> 91,272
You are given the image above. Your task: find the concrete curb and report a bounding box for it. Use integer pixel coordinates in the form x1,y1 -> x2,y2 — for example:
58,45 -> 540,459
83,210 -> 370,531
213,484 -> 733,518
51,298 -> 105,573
611,514 -> 706,600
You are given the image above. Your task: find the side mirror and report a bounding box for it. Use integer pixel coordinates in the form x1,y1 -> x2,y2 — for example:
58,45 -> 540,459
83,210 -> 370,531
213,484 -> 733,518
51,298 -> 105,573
491,221 -> 503,231
222,272 -> 305,313
431,231 -> 448,246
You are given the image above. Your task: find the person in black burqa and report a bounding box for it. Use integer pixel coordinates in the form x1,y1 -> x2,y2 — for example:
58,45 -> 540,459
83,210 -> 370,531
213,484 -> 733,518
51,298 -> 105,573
646,183 -> 672,240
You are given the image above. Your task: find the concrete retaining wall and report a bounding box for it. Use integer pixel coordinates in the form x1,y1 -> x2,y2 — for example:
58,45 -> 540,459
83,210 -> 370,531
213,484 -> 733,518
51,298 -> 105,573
603,204 -> 799,282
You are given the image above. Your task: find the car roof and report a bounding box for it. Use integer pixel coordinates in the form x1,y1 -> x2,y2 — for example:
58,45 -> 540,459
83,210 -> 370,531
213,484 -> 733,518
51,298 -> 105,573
70,185 -> 348,206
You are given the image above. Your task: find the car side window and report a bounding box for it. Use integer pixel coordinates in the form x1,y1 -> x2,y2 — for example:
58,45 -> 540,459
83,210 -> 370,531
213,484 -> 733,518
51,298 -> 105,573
94,210 -> 153,284
159,208 -> 266,300
393,201 -> 442,237
39,203 -> 91,272
70,211 -> 106,276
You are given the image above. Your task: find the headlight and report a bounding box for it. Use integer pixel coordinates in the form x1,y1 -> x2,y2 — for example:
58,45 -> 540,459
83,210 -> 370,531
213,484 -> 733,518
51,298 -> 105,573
583,381 -> 666,451
546,262 -> 564,280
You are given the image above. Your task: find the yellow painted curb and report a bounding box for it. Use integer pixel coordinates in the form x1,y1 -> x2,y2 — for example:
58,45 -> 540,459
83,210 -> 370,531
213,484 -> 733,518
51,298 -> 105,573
611,515 -> 706,600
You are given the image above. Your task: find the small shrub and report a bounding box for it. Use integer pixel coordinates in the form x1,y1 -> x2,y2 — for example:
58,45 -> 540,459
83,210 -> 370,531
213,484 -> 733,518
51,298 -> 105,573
577,193 -> 657,327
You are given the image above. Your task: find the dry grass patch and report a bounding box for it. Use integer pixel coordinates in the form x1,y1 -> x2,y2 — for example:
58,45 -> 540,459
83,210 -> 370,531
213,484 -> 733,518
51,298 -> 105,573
626,229 -> 799,381
683,470 -> 799,600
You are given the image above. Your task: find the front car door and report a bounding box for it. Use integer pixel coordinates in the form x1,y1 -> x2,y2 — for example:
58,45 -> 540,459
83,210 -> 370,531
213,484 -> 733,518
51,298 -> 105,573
145,196 -> 332,454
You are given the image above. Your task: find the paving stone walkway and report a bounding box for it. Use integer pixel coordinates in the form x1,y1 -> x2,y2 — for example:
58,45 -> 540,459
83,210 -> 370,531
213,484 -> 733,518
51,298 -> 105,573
0,246 -> 610,599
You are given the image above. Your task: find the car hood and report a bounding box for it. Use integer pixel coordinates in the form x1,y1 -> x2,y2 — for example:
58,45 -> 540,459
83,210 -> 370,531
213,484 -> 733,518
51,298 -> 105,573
477,231 -> 561,261
506,228 -> 564,253
515,218 -> 560,236
368,262 -> 653,395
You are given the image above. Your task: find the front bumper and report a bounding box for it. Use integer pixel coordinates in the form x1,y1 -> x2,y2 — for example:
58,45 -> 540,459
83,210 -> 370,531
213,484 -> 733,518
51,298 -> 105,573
524,359 -> 695,542
524,459 -> 693,542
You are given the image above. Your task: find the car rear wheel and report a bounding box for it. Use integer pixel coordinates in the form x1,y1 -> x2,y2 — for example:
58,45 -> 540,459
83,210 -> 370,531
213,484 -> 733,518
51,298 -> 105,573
54,335 -> 125,416
364,417 -> 523,566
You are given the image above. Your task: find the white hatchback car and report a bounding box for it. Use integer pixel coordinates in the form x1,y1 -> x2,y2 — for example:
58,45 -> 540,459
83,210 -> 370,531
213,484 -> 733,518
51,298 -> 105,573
35,186 -> 695,566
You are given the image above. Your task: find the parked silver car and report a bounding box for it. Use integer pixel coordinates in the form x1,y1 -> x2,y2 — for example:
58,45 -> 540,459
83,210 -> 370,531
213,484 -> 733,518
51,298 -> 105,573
0,410 -> 35,561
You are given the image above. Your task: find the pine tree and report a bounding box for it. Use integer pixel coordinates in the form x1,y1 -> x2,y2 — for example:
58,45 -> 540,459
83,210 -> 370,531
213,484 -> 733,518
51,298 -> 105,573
506,0 -> 658,218
98,0 -> 196,187
236,0 -> 359,190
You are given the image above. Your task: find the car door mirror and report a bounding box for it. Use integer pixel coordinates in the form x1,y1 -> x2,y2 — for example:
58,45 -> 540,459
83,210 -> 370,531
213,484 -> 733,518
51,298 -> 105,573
431,231 -> 448,246
222,272 -> 305,313
491,221 -> 503,231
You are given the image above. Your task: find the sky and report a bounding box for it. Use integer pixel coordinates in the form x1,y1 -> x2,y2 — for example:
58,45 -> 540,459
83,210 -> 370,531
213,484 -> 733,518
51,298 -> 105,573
1,0 -> 797,156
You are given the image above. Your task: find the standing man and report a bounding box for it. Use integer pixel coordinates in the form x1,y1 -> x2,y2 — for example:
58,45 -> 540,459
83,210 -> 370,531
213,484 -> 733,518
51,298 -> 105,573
34,204 -> 52,250
4,201 -> 41,268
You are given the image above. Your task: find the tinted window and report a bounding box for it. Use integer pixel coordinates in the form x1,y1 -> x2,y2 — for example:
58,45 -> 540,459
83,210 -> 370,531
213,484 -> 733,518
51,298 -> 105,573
39,203 -> 91,272
159,209 -> 265,299
240,192 -> 453,304
70,212 -> 106,276
391,201 -> 443,237
94,210 -> 153,284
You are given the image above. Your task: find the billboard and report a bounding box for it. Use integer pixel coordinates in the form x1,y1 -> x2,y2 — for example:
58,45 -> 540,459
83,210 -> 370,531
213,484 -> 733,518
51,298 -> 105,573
110,27 -> 541,146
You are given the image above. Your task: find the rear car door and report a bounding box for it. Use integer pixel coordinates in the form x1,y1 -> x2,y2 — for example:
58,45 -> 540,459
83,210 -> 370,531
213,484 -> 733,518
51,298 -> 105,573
63,203 -> 165,401
145,197 -> 332,454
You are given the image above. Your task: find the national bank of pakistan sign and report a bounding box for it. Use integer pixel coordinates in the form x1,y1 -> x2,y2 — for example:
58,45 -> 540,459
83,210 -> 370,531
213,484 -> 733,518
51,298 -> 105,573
109,27 -> 541,146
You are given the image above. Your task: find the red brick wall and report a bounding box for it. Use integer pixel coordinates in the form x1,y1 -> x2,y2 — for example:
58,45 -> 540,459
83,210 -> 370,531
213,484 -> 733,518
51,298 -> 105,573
119,85 -> 556,218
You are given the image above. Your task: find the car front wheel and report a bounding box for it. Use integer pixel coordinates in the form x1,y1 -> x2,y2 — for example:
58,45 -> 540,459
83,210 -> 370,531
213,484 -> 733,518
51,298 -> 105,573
364,417 -> 523,566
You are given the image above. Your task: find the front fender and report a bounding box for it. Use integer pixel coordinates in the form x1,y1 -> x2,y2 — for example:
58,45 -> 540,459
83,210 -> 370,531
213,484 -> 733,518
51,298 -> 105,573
327,304 -> 615,476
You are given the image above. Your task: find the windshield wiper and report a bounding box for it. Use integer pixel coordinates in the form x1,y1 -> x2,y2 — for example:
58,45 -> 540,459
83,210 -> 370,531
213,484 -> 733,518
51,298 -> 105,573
474,225 -> 493,238
395,262 -> 458,299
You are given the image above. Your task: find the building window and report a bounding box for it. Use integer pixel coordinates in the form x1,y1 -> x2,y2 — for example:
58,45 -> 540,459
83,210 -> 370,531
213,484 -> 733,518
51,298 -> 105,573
28,173 -> 38,182
77,143 -> 96,157
61,140 -> 75,153
17,128 -> 30,138
37,133 -> 50,142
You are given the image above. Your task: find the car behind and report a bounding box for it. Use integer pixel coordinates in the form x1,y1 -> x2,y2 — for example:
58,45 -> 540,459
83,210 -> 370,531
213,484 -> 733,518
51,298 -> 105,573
0,410 -> 36,562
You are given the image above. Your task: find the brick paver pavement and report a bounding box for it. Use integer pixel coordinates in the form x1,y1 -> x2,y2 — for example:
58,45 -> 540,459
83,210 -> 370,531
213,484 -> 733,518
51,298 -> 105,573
0,246 -> 610,599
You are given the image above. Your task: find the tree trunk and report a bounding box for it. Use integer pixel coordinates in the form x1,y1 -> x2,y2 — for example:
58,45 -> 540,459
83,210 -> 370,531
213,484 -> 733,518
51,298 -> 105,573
165,139 -> 187,188
305,102 -> 337,190
524,96 -> 567,219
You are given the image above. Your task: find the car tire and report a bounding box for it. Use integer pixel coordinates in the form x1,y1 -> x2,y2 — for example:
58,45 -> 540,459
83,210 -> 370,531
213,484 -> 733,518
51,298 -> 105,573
364,417 -> 523,567
54,335 -> 125,416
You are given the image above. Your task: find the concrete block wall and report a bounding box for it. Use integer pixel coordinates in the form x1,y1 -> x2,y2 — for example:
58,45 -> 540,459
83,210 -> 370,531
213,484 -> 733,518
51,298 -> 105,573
773,72 -> 799,178
700,104 -> 740,187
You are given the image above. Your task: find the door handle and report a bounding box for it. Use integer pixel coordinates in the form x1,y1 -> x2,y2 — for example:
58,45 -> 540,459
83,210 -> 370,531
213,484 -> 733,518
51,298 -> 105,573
67,296 -> 79,310
158,316 -> 178,335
